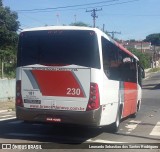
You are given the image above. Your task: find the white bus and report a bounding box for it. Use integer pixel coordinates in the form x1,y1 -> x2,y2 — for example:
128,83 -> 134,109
16,26 -> 144,132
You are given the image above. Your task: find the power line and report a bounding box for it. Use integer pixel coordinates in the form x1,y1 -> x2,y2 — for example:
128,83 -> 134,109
14,0 -> 142,28
96,0 -> 140,8
15,0 -> 140,13
86,8 -> 102,27
16,0 -> 120,12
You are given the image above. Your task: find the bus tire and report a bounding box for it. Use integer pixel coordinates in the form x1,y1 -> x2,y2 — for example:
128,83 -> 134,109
130,101 -> 139,118
130,112 -> 137,118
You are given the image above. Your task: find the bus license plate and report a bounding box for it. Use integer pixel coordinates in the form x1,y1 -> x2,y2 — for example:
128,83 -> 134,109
46,117 -> 61,122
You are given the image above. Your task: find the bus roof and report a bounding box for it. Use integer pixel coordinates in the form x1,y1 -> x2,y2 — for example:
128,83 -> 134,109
21,26 -> 139,61
22,26 -> 97,32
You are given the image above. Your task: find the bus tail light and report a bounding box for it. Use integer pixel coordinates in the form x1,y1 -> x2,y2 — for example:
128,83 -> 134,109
86,83 -> 100,111
16,80 -> 23,107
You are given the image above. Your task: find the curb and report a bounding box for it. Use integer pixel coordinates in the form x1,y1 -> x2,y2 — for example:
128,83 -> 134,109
0,109 -> 12,113
144,69 -> 160,80
0,110 -> 9,113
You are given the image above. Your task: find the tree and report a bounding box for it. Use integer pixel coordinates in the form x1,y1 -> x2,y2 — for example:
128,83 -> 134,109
70,21 -> 90,27
144,33 -> 160,46
128,48 -> 151,69
0,1 -> 20,78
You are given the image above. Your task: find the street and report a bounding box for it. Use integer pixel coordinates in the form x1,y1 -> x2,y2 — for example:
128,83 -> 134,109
0,72 -> 160,151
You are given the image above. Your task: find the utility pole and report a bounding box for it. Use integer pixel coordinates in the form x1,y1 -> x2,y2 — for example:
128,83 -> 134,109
141,41 -> 143,53
1,60 -> 4,79
0,54 -> 4,79
56,13 -> 60,25
107,31 -> 121,39
86,8 -> 102,27
103,24 -> 105,32
74,14 -> 77,23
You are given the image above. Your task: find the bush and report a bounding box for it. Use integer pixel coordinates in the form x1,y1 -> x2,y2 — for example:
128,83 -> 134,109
128,48 -> 151,69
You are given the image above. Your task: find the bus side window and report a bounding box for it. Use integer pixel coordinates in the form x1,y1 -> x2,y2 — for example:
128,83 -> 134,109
101,37 -> 121,81
101,37 -> 110,77
121,62 -> 136,82
102,36 -> 137,83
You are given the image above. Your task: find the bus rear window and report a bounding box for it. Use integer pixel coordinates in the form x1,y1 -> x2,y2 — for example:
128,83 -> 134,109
17,30 -> 100,69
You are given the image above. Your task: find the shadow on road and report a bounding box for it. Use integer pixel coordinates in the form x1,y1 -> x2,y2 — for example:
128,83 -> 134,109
0,118 -> 160,145
0,119 -> 106,144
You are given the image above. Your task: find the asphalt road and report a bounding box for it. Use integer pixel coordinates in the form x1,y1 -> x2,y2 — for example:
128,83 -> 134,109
0,72 -> 160,152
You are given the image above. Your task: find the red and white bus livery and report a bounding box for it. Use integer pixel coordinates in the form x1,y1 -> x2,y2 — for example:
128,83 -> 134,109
16,26 -> 144,132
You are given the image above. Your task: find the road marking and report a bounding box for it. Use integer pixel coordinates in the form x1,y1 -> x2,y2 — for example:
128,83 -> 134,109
86,139 -> 126,143
0,117 -> 16,121
125,120 -> 141,134
0,115 -> 13,118
150,122 -> 160,136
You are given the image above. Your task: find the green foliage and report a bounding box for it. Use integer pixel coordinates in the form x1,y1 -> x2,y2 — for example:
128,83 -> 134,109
0,1 -> 19,78
128,48 -> 151,69
0,6 -> 19,49
70,21 -> 90,27
0,0 -> 2,6
144,33 -> 160,46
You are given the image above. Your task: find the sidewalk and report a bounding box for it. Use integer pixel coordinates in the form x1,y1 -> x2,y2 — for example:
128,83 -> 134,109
144,68 -> 152,79
0,100 -> 15,112
144,67 -> 160,79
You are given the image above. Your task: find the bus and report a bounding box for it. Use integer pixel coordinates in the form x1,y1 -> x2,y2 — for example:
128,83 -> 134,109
16,26 -> 144,132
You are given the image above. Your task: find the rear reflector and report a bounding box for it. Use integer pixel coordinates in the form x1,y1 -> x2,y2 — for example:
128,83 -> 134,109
86,83 -> 100,111
16,80 -> 23,107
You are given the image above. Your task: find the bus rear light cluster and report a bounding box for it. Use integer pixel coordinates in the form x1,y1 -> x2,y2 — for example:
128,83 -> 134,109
16,80 -> 23,107
86,83 -> 100,111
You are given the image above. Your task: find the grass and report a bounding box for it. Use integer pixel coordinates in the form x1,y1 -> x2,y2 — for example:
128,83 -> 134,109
148,67 -> 160,73
0,100 -> 15,111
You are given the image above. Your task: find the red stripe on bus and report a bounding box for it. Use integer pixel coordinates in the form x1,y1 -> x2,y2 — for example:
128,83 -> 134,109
122,82 -> 137,117
31,70 -> 85,97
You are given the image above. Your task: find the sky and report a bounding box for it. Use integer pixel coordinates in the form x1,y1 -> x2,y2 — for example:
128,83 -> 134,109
3,0 -> 160,40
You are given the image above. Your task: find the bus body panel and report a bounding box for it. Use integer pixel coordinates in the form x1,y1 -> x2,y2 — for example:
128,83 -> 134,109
89,69 -> 119,126
122,82 -> 138,117
16,106 -> 102,126
16,65 -> 104,127
21,65 -> 90,112
100,73 -> 120,125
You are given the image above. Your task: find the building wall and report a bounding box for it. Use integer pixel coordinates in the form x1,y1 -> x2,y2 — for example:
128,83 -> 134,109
0,79 -> 15,102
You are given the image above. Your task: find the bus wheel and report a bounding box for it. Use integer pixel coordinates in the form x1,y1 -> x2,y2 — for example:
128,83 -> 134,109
130,112 -> 137,118
130,102 -> 139,118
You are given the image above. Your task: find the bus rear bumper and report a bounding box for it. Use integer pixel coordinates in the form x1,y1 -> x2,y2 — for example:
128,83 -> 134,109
16,106 -> 102,127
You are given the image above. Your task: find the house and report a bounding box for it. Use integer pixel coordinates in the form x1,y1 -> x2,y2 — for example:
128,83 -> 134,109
119,40 -> 152,53
118,40 -> 160,68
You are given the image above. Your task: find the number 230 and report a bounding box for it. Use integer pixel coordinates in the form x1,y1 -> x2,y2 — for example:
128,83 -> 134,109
66,88 -> 81,96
